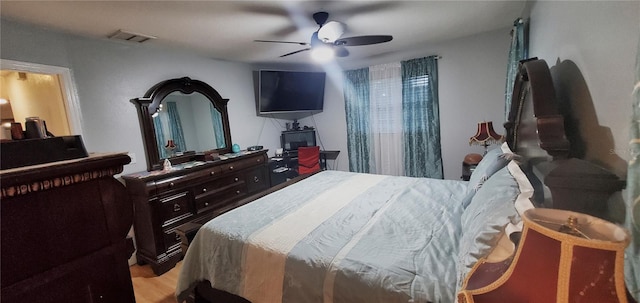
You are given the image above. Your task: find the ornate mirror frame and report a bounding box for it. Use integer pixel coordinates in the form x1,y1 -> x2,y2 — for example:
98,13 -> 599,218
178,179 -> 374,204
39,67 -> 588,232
131,77 -> 232,171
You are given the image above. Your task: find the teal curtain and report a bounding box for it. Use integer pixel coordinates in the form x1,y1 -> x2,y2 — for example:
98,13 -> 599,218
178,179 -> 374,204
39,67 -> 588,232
343,67 -> 371,173
210,105 -> 225,148
153,115 -> 168,159
401,57 -> 443,178
166,101 -> 187,153
504,18 -> 529,119
625,35 -> 640,301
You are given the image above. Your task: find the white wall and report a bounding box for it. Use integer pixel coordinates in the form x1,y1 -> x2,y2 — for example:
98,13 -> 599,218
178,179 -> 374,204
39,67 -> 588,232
6,3 -> 635,180
1,18 -> 514,180
526,1 -> 639,177
307,1 -> 639,180
525,1 -> 638,224
0,19 -> 285,174
299,28 -> 512,179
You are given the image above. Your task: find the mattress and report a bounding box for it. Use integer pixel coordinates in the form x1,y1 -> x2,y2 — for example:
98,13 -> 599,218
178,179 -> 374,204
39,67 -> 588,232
176,170 -> 468,303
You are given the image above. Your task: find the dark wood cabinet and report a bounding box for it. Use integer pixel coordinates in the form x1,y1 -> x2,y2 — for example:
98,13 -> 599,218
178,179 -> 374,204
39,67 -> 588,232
462,162 -> 477,181
122,150 -> 269,275
0,153 -> 135,303
462,153 -> 482,181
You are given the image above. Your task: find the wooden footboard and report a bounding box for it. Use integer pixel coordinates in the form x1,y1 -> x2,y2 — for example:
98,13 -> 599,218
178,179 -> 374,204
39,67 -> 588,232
193,281 -> 250,303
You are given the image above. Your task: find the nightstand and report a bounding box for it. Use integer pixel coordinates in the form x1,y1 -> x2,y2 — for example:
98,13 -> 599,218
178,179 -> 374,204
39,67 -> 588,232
269,157 -> 296,187
462,153 -> 482,181
544,158 -> 626,220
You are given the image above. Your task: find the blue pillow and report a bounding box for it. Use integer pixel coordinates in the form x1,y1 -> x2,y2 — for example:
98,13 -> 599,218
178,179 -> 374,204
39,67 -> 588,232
455,160 -> 534,291
456,165 -> 520,289
461,144 -> 510,208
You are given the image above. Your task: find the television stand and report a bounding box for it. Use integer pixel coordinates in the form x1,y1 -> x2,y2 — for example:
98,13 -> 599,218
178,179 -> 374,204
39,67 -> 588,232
269,149 -> 341,186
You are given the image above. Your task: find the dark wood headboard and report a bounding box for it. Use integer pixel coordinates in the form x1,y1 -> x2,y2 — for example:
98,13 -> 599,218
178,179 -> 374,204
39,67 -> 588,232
504,58 -> 625,219
505,58 -> 570,160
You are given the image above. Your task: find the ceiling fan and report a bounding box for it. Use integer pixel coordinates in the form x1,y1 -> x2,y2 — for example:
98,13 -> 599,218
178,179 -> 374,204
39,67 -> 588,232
255,11 -> 393,58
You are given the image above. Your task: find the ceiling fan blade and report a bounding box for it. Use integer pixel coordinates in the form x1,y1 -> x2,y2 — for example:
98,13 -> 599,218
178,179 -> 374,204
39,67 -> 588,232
340,2 -> 401,15
335,35 -> 393,46
335,46 -> 349,57
240,5 -> 289,17
272,25 -> 299,37
318,21 -> 346,43
254,40 -> 309,46
280,48 -> 311,57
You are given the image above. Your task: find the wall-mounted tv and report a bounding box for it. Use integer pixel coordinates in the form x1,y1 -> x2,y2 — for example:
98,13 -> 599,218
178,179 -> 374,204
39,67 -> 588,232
258,70 -> 326,114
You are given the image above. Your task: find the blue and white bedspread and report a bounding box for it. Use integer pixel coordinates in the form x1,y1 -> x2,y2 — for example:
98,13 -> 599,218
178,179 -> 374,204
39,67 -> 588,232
176,170 -> 468,303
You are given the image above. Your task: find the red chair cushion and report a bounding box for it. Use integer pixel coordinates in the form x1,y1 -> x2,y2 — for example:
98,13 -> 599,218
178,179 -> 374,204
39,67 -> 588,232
298,146 -> 320,174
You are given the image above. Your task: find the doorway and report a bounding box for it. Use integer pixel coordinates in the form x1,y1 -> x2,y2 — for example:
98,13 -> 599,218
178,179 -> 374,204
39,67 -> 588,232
0,59 -> 83,140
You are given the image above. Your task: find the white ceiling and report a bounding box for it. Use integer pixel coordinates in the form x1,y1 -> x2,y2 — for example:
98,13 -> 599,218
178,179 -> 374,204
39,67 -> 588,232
0,1 -> 526,66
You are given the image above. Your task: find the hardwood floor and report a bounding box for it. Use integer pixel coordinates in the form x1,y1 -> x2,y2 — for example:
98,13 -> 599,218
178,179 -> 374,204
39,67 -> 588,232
130,262 -> 182,303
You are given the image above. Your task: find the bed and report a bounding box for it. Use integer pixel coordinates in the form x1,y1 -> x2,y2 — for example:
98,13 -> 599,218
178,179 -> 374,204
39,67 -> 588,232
175,58 -> 621,303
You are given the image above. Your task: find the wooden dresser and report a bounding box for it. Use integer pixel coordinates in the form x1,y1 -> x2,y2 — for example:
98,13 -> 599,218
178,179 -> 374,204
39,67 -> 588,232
122,150 -> 270,275
0,153 -> 135,303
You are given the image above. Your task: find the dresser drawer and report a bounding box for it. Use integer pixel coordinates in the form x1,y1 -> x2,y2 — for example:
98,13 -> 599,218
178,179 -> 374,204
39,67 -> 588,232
192,173 -> 244,195
195,183 -> 246,213
246,167 -> 269,193
153,176 -> 188,194
220,153 -> 267,173
157,191 -> 193,227
149,166 -> 223,195
193,166 -> 223,179
162,228 -> 182,252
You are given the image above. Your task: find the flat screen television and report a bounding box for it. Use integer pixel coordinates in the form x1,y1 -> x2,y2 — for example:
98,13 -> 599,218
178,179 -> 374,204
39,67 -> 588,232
258,70 -> 326,114
281,129 -> 316,151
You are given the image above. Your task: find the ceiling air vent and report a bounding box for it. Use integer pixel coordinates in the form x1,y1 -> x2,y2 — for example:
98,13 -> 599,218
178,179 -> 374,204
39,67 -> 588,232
108,30 -> 156,43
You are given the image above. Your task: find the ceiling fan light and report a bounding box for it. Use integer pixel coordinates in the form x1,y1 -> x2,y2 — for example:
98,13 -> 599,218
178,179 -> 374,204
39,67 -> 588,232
311,47 -> 334,63
318,21 -> 345,43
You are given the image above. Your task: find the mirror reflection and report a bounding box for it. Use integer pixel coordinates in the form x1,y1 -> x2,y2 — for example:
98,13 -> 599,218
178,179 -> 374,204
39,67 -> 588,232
153,91 -> 226,159
132,77 -> 232,171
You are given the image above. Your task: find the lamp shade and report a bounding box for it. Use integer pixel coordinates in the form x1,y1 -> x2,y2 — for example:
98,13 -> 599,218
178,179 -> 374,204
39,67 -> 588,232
458,208 -> 632,303
469,121 -> 504,146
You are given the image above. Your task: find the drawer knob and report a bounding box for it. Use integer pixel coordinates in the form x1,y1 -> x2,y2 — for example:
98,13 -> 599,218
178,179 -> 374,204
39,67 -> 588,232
204,202 -> 209,207
202,188 -> 207,193
234,177 -> 239,182
169,182 -> 175,187
254,176 -> 260,183
236,190 -> 240,194
257,158 -> 262,163
173,203 -> 181,212
229,166 -> 234,170
210,171 -> 215,176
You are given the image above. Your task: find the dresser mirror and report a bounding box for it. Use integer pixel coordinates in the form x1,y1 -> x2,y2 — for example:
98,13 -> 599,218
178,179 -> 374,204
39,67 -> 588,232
132,77 -> 232,171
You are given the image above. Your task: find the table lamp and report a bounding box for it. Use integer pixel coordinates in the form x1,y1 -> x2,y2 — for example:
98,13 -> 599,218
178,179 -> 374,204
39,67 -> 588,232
458,208 -> 633,303
469,121 -> 504,154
